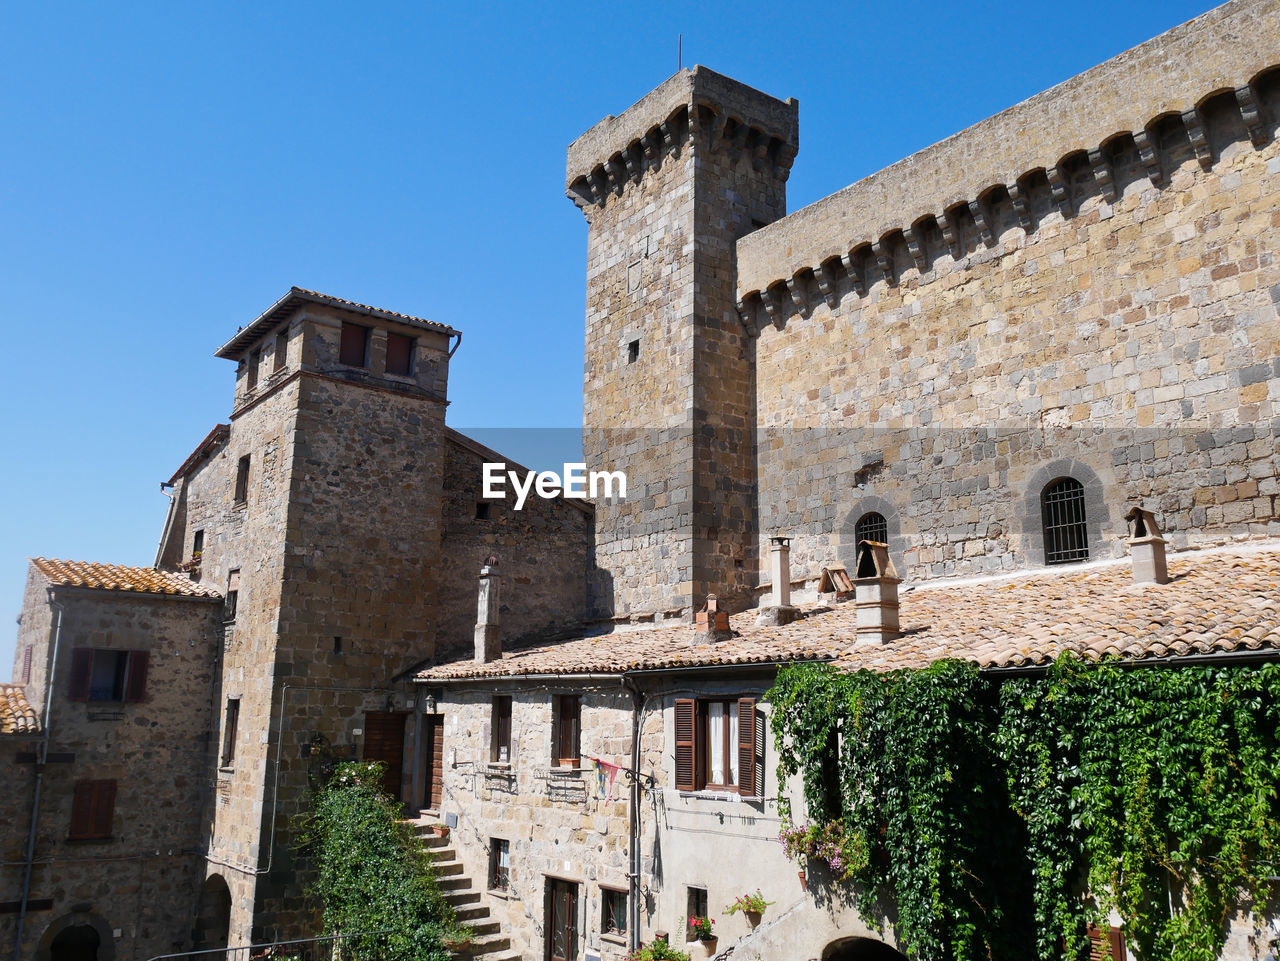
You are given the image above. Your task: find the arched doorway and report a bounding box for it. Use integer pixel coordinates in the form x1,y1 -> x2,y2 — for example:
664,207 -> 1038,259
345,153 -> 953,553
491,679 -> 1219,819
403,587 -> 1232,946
193,874 -> 232,950
822,936 -> 908,961
49,925 -> 100,961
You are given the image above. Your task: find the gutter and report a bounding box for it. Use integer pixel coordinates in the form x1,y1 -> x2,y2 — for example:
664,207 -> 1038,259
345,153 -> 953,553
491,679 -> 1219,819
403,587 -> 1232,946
14,590 -> 65,961
415,658 -> 835,686
981,646 -> 1280,678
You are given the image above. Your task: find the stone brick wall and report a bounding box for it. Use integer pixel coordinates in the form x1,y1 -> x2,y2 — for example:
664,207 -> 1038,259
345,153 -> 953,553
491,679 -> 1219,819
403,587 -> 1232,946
0,581 -> 221,961
436,431 -> 592,652
748,80 -> 1280,588
572,68 -> 798,619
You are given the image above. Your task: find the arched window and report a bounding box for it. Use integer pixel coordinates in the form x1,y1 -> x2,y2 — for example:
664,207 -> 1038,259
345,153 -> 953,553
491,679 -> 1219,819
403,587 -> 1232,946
855,511 -> 888,546
1041,477 -> 1089,564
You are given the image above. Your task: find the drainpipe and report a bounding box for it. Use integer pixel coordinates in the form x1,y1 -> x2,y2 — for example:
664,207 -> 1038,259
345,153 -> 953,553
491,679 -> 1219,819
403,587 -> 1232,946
622,673 -> 645,953
14,590 -> 66,961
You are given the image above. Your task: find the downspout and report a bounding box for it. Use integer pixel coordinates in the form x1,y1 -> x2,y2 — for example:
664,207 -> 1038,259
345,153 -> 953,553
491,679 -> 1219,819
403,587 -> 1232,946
14,590 -> 65,961
622,673 -> 645,952
154,481 -> 178,569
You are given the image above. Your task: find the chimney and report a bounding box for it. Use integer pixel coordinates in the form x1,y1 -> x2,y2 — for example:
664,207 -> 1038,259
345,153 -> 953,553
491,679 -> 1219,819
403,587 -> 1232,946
756,535 -> 800,626
474,555 -> 502,663
853,540 -> 901,643
693,594 -> 732,644
1125,505 -> 1169,585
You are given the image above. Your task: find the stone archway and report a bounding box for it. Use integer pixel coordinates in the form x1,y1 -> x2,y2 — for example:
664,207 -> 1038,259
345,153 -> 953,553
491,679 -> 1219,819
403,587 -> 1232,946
35,912 -> 116,961
822,936 -> 909,961
193,873 -> 232,951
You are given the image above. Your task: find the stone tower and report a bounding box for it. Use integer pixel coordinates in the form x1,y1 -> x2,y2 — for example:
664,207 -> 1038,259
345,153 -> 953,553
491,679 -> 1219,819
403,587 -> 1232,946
566,68 -> 798,619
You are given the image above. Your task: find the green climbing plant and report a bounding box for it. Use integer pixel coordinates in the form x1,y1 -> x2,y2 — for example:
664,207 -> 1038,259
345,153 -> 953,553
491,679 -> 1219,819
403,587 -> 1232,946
767,658 -> 1280,961
294,760 -> 463,961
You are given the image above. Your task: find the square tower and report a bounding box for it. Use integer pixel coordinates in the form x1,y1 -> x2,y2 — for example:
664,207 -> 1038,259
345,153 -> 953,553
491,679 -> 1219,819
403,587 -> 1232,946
567,67 -> 798,618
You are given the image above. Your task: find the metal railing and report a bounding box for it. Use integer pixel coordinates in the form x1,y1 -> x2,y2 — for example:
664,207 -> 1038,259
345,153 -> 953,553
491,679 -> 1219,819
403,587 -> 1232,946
145,930 -> 395,961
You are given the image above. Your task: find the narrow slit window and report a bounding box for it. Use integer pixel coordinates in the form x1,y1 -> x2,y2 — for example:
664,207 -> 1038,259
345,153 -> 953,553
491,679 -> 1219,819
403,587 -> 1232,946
489,837 -> 510,892
274,330 -> 288,372
475,502 -> 492,521
627,339 -> 640,365
225,569 -> 240,622
221,698 -> 240,766
246,351 -> 259,390
234,455 -> 250,505
491,695 -> 512,763
1041,477 -> 1089,564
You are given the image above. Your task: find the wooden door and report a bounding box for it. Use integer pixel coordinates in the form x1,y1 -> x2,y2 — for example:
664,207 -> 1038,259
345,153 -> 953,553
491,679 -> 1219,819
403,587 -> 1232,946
422,714 -> 444,810
546,878 -> 578,961
363,711 -> 407,801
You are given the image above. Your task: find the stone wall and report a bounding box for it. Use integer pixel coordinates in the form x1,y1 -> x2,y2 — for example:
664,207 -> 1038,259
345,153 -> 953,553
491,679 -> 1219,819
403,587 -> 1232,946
0,582 -> 221,961
747,71 -> 1280,590
436,431 -> 593,653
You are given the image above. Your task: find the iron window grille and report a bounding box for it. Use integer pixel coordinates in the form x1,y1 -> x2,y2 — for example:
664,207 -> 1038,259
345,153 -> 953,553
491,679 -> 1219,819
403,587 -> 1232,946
855,511 -> 888,545
1041,477 -> 1090,564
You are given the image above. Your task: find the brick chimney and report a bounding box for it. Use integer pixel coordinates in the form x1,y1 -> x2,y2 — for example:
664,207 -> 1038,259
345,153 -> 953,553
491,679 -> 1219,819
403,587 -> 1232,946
474,556 -> 502,663
693,594 -> 732,644
853,540 -> 901,643
756,535 -> 800,626
1125,505 -> 1170,585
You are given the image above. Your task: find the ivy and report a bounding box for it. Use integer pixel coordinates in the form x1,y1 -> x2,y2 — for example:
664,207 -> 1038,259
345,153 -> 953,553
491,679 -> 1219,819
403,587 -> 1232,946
293,761 -> 461,961
767,659 -> 1280,961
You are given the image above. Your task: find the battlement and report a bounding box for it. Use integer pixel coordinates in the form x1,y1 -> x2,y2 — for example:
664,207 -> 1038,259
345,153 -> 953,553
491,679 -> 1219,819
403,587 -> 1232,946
736,0 -> 1280,306
565,66 -> 798,209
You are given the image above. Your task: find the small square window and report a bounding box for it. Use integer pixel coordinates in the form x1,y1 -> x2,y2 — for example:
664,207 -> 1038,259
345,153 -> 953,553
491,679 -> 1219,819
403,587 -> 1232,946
274,330 -> 289,372
89,650 -> 128,701
627,339 -> 640,364
340,323 -> 370,368
386,332 -> 415,377
489,838 -> 510,892
234,455 -> 251,505
602,887 -> 627,937
475,502 -> 492,521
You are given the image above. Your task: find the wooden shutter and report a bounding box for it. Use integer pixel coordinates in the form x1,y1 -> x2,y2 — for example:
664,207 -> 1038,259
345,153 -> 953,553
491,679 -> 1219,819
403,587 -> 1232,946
68,648 -> 93,702
1087,924 -> 1125,960
21,646 -> 32,684
674,699 -> 695,791
558,696 -> 580,764
124,651 -> 149,702
737,698 -> 758,797
70,779 -> 116,839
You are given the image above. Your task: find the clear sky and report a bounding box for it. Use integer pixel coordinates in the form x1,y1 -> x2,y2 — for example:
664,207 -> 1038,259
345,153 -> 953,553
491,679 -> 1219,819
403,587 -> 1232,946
0,0 -> 1220,678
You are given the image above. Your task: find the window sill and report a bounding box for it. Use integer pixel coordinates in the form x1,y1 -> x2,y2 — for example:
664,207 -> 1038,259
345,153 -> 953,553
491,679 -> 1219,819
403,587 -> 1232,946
601,933 -> 627,946
676,788 -> 757,802
67,836 -> 114,844
487,888 -> 511,900
232,501 -> 247,511
219,765 -> 235,774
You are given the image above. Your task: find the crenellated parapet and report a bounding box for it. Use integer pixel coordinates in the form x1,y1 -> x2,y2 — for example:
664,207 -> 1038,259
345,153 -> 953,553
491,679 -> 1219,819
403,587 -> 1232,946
734,0 -> 1280,332
565,66 -> 799,212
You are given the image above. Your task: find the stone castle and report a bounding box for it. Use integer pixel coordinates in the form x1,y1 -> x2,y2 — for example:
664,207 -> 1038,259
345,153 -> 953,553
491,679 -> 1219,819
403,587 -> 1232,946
3,0 -> 1279,958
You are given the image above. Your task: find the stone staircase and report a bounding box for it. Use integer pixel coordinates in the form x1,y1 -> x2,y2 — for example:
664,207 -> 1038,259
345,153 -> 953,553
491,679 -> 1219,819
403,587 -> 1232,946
407,817 -> 520,961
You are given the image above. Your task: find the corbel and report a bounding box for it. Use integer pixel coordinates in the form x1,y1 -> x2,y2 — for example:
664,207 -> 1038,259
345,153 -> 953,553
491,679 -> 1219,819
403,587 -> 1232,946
774,142 -> 798,182
816,260 -> 841,309
736,298 -> 760,338
871,239 -> 894,284
902,224 -> 927,271
1235,85 -> 1267,147
604,158 -> 623,194
968,199 -> 995,247
752,135 -> 770,172
659,119 -> 676,155
761,286 -> 784,327
1046,165 -> 1072,217
730,122 -> 751,160
840,250 -> 866,297
1132,129 -> 1164,186
707,105 -> 729,152
639,132 -> 659,174
786,273 -> 809,316
1087,147 -> 1117,203
588,170 -> 607,206
1007,182 -> 1033,231
1180,109 -> 1212,169
937,208 -> 960,257
621,146 -> 640,182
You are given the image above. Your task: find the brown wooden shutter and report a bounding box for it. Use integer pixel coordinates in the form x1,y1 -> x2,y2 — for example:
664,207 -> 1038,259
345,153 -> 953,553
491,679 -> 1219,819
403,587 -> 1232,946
93,780 -> 116,838
1087,924 -> 1125,960
22,646 -> 32,683
674,699 -> 695,791
70,780 -> 94,837
68,648 -> 93,701
124,651 -> 149,702
737,698 -> 757,797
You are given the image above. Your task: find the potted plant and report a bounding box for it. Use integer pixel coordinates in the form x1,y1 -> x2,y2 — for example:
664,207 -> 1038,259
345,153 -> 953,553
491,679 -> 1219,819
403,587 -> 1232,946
725,889 -> 774,927
689,916 -> 716,955
626,935 -> 691,961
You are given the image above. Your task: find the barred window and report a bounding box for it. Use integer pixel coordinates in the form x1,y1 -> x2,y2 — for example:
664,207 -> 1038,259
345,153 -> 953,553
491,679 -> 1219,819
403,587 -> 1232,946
1041,477 -> 1089,564
854,511 -> 888,546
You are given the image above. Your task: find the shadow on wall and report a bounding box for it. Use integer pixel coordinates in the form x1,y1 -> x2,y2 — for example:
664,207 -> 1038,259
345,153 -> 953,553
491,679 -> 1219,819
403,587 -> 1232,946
822,935 -> 909,961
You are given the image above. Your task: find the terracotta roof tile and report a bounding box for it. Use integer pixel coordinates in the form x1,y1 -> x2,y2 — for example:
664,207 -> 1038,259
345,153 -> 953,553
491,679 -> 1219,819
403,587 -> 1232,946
418,543 -> 1280,681
32,558 -> 222,599
0,685 -> 39,735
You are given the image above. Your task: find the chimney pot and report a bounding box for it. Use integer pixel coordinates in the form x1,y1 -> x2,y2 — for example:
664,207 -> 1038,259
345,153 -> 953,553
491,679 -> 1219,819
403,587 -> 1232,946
693,594 -> 732,643
852,540 -> 901,644
757,533 -> 800,626
1125,505 -> 1169,585
474,558 -> 502,663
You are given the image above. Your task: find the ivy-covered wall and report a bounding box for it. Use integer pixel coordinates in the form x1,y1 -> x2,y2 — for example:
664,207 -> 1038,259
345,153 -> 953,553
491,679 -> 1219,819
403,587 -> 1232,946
768,659 -> 1280,961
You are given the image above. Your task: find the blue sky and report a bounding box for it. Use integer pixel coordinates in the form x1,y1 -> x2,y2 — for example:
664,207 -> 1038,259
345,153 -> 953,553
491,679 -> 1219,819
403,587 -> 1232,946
0,0 -> 1218,678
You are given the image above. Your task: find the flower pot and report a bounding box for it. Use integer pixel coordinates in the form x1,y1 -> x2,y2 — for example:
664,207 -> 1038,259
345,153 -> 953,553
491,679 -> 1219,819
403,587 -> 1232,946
797,870 -> 807,891
745,909 -> 762,928
699,937 -> 719,956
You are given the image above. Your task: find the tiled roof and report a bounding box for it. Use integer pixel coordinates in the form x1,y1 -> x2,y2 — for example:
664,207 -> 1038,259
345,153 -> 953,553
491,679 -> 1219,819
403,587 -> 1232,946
167,423 -> 230,485
417,543 -> 1280,681
32,559 -> 223,599
215,287 -> 459,360
0,685 -> 39,735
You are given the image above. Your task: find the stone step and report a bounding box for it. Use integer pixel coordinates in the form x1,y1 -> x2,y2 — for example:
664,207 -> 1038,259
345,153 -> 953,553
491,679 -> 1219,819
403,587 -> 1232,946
453,905 -> 493,922
466,919 -> 502,937
430,847 -> 459,863
444,890 -> 482,908
434,860 -> 465,877
438,875 -> 474,892
468,933 -> 511,956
